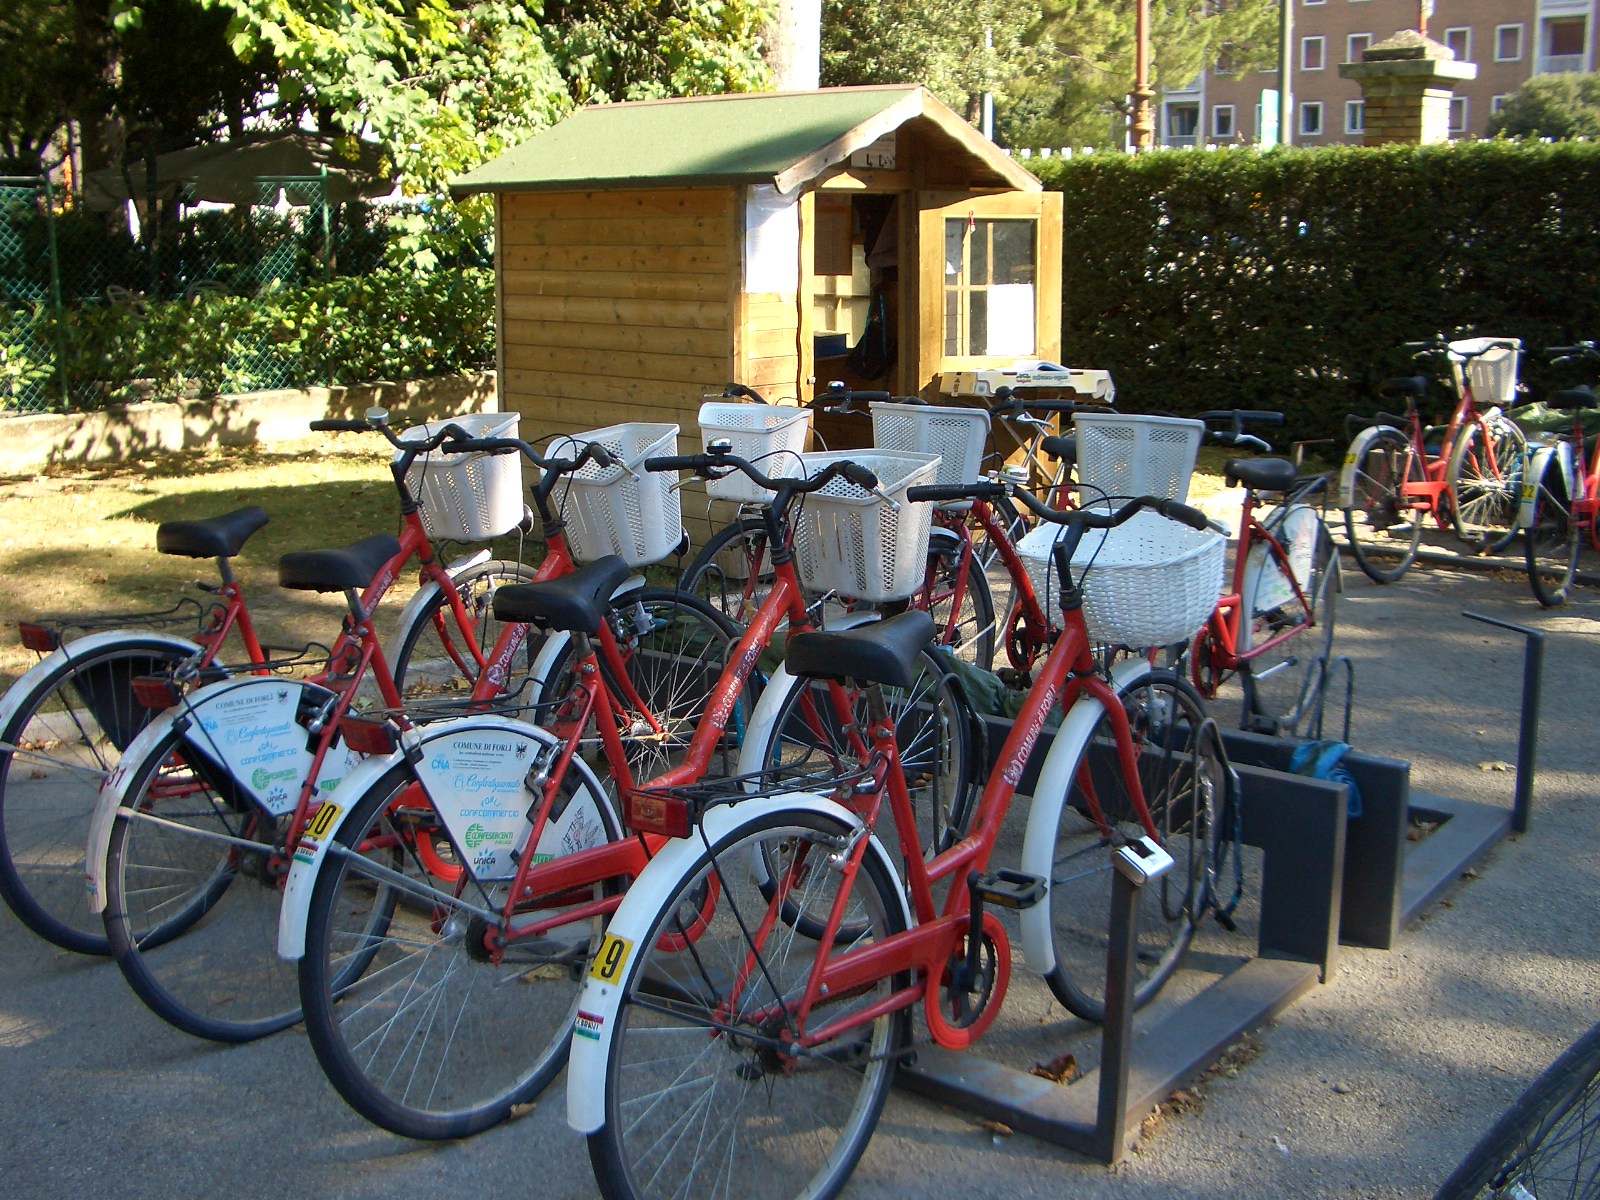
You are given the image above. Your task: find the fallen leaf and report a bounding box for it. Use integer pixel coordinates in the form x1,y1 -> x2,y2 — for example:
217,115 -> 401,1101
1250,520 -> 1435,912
977,1119 -> 1012,1137
1478,760 -> 1513,772
508,1102 -> 537,1119
1030,1052 -> 1080,1084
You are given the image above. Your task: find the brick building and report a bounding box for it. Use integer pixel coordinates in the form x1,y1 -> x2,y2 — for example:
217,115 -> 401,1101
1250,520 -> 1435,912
1160,0 -> 1596,146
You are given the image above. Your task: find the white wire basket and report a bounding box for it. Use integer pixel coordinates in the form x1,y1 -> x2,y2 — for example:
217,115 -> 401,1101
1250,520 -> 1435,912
395,411 -> 523,541
1016,512 -> 1225,648
869,401 -> 990,487
1448,337 -> 1522,407
546,423 -> 682,566
697,401 -> 813,503
791,451 -> 939,602
1073,412 -> 1204,508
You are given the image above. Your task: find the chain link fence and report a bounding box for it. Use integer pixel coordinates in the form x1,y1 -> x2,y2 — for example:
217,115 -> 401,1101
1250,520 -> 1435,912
1,175 -> 412,414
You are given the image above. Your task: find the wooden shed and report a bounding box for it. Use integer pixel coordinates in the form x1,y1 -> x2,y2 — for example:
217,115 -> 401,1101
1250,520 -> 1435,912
450,85 -> 1063,531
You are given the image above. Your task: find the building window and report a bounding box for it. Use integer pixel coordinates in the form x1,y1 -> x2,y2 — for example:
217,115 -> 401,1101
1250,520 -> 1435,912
1495,24 -> 1523,62
1213,105 -> 1236,139
1347,33 -> 1372,63
1345,100 -> 1365,134
1165,102 -> 1200,147
1540,17 -> 1588,74
1444,27 -> 1471,63
1216,42 -> 1239,74
1303,0 -> 1325,7
1450,96 -> 1468,135
1491,94 -> 1510,114
1302,35 -> 1326,70
1300,101 -> 1324,136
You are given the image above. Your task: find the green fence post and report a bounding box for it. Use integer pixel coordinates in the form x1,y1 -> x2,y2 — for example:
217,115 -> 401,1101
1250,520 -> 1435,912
41,176 -> 72,409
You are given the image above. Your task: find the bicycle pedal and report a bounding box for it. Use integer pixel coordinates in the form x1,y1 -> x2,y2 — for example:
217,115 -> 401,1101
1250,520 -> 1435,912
970,869 -> 1047,911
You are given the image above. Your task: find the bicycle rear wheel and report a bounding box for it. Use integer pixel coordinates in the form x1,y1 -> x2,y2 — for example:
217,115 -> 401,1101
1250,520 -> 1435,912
679,516 -> 774,627
101,725 -> 303,1042
1345,430 -> 1424,584
1044,669 -> 1221,1023
587,811 -> 906,1200
391,559 -> 538,703
1239,508 -> 1339,737
920,526 -> 996,672
299,761 -> 621,1139
0,637 -> 192,954
1434,1019 -> 1600,1200
1449,414 -> 1527,553
1525,459 -> 1581,608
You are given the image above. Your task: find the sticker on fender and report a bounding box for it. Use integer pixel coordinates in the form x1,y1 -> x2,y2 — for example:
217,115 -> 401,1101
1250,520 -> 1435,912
574,1010 -> 605,1040
588,933 -> 633,984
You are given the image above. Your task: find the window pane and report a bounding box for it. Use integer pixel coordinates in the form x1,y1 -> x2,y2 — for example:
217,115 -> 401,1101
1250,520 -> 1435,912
943,217 -> 1037,357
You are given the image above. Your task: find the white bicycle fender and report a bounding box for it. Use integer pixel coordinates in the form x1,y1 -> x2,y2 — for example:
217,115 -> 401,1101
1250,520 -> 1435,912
733,610 -> 880,780
84,703 -> 189,912
276,714 -> 619,960
389,550 -> 493,646
566,793 -> 906,1134
0,630 -> 201,735
1516,442 -> 1573,531
1016,657 -> 1154,976
1336,423 -> 1403,509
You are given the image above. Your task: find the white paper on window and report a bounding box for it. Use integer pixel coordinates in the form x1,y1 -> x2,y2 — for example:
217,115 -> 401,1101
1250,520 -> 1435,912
744,184 -> 799,294
985,284 -> 1035,356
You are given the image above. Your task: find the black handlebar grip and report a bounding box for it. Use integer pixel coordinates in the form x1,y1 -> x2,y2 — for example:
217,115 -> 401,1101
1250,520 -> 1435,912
1155,498 -> 1213,531
839,462 -> 880,492
906,482 -> 1008,504
1234,410 -> 1285,425
721,382 -> 768,403
644,455 -> 705,473
310,419 -> 370,433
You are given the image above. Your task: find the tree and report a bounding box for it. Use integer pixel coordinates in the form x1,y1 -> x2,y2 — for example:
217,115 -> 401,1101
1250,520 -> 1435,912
1488,73 -> 1600,141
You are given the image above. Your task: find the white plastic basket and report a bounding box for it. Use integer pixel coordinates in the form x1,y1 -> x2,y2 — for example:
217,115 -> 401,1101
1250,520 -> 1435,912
869,402 -> 990,487
697,401 -> 813,503
1016,512 -> 1225,648
546,423 -> 682,566
791,451 -> 939,602
1073,412 -> 1204,508
1448,337 -> 1522,407
395,411 -> 523,541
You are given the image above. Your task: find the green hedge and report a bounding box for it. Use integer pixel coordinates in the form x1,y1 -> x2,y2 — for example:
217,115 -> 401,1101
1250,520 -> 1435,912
1035,141 -> 1600,449
7,267 -> 494,408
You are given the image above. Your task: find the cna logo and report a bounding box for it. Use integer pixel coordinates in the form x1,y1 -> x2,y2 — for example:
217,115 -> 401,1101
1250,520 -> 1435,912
464,822 -> 515,850
429,754 -> 451,771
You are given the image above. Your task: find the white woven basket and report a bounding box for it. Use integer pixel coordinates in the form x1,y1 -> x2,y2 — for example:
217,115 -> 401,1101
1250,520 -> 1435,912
791,450 -> 939,602
395,411 -> 523,541
1448,337 -> 1522,407
1073,412 -> 1204,508
869,402 -> 990,487
697,401 -> 812,503
1016,511 -> 1225,648
547,423 -> 682,567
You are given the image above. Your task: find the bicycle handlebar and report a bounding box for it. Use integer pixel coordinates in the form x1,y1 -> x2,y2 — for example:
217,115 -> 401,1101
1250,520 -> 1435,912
1546,342 -> 1600,363
310,419 -> 373,434
1015,490 -> 1211,533
440,434 -> 615,475
645,450 -> 881,498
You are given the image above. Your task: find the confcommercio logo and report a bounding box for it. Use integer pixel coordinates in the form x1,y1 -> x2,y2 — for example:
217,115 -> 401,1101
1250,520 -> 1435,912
464,822 -> 516,850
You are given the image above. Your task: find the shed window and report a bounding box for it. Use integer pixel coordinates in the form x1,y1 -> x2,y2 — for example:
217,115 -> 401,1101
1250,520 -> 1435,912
943,218 -> 1037,357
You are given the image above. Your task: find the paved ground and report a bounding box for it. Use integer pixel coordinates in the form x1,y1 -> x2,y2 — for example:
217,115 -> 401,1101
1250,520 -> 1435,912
2,540 -> 1598,1200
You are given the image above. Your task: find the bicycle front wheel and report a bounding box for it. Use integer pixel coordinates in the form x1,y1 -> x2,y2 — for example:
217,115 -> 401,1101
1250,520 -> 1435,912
1045,669 -> 1221,1023
1239,509 -> 1340,737
920,526 -> 997,672
0,636 -> 193,954
101,725 -> 302,1042
1345,430 -> 1424,584
1448,415 -> 1527,553
1525,459 -> 1581,608
679,516 -> 775,628
391,559 -> 538,703
1434,1020 -> 1600,1200
299,761 -> 621,1139
587,811 -> 907,1200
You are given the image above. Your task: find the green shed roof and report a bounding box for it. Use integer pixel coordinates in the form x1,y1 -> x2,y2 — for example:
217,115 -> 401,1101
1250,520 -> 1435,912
450,85 -> 1036,198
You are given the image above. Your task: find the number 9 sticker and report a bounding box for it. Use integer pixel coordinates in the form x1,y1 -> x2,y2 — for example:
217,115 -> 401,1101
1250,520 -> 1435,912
589,933 -> 634,983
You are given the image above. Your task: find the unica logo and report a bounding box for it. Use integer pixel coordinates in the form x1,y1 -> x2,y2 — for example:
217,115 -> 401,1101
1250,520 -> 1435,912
252,767 -> 297,789
464,823 -> 515,850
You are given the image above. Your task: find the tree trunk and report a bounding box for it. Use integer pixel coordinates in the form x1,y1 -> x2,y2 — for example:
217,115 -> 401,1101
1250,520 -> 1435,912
763,0 -> 822,90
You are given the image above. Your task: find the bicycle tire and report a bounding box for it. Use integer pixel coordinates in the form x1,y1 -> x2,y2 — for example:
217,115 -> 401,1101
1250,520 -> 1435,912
299,759 -> 622,1140
1044,668 -> 1221,1023
101,723 -> 304,1042
1448,414 -> 1527,553
1239,509 -> 1340,737
751,644 -> 977,869
390,559 -> 539,703
679,515 -> 774,628
921,526 -> 997,672
536,587 -> 746,784
0,636 -> 193,954
1433,1019 -> 1600,1200
587,810 -> 906,1200
972,492 -> 1031,635
1345,430 -> 1424,584
1525,459 -> 1581,608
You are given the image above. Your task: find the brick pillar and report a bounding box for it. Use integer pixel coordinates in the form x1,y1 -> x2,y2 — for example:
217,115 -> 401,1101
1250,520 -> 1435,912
1338,29 -> 1477,146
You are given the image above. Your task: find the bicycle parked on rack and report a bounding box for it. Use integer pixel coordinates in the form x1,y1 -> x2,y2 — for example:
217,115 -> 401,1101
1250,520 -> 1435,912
1518,342 -> 1600,607
1341,335 -> 1528,582
1185,410 -> 1341,737
280,441 -> 976,1139
567,488 -> 1236,1200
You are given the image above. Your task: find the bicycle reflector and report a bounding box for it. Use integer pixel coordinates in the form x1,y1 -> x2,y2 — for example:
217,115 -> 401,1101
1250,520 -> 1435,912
626,790 -> 691,839
339,715 -> 397,756
132,675 -> 182,710
17,623 -> 58,652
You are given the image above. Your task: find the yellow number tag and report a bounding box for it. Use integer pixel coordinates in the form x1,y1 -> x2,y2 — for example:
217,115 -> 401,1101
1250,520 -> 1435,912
589,933 -> 633,983
1342,450 -> 1357,468
304,802 -> 342,842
